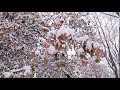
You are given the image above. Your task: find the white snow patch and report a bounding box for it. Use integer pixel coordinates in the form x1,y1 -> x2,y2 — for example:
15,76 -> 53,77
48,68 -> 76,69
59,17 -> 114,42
76,37 -> 80,43
83,35 -> 89,41
71,46 -> 76,56
66,46 -> 76,59
56,26 -> 74,40
59,17 -> 64,22
10,66 -> 32,76
33,73 -> 37,78
11,68 -> 23,73
42,26 -> 48,30
67,49 -> 72,59
47,46 -> 56,55
37,45 -> 42,50
47,30 -> 57,38
73,66 -> 82,77
62,44 -> 65,48
3,72 -> 13,78
77,48 -> 84,55
38,37 -> 46,43
79,35 -> 89,44
96,57 -> 108,66
37,43 -> 40,46
49,12 -> 54,16
23,66 -> 32,76
86,53 -> 91,59
86,40 -> 92,51
93,42 -> 100,48
80,16 -> 88,22
48,20 -> 53,26
35,49 -> 41,56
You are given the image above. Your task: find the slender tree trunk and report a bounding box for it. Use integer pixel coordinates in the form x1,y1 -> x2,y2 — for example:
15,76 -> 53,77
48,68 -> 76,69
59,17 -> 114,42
95,13 -> 119,78
116,12 -> 120,78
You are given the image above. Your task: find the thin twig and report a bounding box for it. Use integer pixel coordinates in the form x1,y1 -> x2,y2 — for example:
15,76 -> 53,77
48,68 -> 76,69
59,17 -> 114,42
101,12 -> 119,18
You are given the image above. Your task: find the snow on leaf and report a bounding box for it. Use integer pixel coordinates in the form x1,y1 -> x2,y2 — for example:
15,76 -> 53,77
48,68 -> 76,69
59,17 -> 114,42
3,72 -> 13,78
56,26 -> 66,38
23,66 -> 32,76
71,46 -> 76,56
93,42 -> 100,48
86,40 -> 92,51
56,25 -> 74,40
85,53 -> 91,59
33,73 -> 37,78
96,57 -> 108,65
11,68 -> 23,73
47,30 -> 57,39
47,45 -> 56,55
38,37 -> 46,43
35,49 -> 41,56
79,35 -> 89,44
67,48 -> 72,59
83,35 -> 89,41
77,48 -> 84,55
75,37 -> 80,43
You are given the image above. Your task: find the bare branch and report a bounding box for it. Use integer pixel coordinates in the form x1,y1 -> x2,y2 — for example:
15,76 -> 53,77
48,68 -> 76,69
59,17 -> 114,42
101,12 -> 119,18
95,13 -> 119,78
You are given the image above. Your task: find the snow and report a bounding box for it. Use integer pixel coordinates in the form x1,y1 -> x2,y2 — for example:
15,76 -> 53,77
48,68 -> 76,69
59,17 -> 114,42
66,17 -> 71,24
23,66 -> 32,76
47,30 -> 57,38
83,35 -> 89,41
93,42 -> 100,48
11,68 -> 23,73
37,43 -> 40,46
14,65 -> 19,69
48,20 -> 53,26
56,25 -> 74,40
86,40 -> 92,51
96,57 -> 108,66
76,37 -> 80,43
73,66 -> 82,77
62,44 -> 65,48
79,35 -> 89,44
35,49 -> 41,56
33,73 -> 37,78
80,16 -> 88,22
4,66 -> 32,77
0,12 -> 118,78
59,17 -> 64,22
49,12 -> 54,16
52,15 -> 58,19
67,49 -> 72,59
85,53 -> 91,59
71,46 -> 76,56
38,37 -> 46,43
37,46 -> 42,50
56,26 -> 67,38
77,48 -> 84,55
3,72 -> 13,78
67,46 -> 76,59
99,46 -> 104,51
47,46 -> 56,55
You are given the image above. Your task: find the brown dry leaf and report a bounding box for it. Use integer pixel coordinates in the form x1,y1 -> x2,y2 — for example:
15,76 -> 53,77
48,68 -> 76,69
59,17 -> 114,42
0,34 -> 4,40
31,52 -> 36,59
80,54 -> 88,60
95,59 -> 100,63
42,26 -> 49,32
11,41 -> 17,48
44,42 -> 50,48
81,60 -> 88,66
